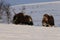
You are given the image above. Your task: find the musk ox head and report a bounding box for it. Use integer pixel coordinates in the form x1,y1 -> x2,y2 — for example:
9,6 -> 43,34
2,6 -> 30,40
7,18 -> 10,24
13,12 -> 24,24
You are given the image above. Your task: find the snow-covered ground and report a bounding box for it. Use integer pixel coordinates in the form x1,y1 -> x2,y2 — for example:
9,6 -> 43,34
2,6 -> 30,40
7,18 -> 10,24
0,24 -> 60,40
0,1 -> 60,40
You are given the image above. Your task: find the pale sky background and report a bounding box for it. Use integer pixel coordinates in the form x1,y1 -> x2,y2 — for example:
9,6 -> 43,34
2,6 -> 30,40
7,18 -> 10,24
4,0 -> 60,5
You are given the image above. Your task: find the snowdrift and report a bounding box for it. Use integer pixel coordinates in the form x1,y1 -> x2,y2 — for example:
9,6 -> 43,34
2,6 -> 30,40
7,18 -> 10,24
0,24 -> 60,40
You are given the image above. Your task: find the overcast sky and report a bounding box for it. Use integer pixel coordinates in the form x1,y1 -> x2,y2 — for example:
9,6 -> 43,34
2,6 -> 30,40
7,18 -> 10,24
4,0 -> 60,5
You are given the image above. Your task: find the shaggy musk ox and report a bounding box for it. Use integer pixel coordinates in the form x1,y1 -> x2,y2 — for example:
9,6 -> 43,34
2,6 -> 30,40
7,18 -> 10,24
42,14 -> 55,27
13,13 -> 33,25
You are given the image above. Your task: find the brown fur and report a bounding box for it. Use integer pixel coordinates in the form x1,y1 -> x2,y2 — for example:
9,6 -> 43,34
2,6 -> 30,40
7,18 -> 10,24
48,15 -> 55,26
13,12 -> 33,25
42,14 -> 55,27
13,13 -> 24,24
24,15 -> 33,25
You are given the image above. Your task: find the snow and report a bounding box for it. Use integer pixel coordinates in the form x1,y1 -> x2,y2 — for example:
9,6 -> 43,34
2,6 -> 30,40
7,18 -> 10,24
0,1 -> 60,40
0,24 -> 60,40
11,1 -> 60,7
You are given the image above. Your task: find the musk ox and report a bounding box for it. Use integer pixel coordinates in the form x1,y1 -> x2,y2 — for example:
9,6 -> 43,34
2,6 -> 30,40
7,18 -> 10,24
13,12 -> 33,25
42,14 -> 55,27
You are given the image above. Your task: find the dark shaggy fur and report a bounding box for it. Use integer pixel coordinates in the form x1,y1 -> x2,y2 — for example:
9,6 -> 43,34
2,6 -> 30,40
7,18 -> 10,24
13,13 -> 25,24
48,15 -> 55,26
13,13 -> 33,25
24,15 -> 33,25
42,14 -> 55,27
